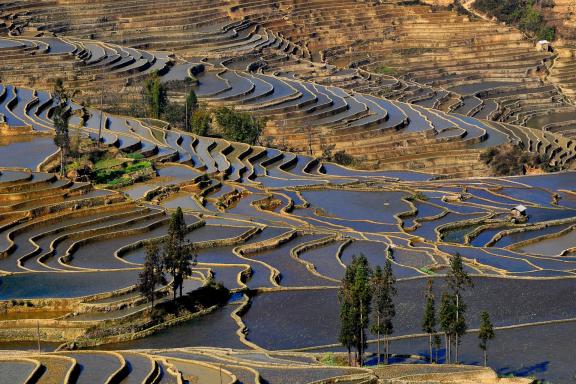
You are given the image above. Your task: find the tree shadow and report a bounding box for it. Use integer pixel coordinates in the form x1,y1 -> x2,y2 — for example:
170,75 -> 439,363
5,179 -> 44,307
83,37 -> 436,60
497,361 -> 549,377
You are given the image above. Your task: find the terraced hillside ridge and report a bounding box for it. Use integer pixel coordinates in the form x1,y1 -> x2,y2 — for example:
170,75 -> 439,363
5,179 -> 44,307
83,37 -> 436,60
0,128 -> 575,381
1,0 -> 576,177
0,73 -> 574,178
0,0 -> 571,127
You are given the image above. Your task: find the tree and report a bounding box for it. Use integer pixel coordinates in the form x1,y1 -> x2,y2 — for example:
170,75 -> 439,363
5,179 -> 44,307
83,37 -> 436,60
52,78 -> 73,176
189,107 -> 211,136
138,242 -> 164,309
351,255 -> 372,366
379,258 -> 396,364
370,266 -> 385,364
70,101 -> 89,156
164,102 -> 186,128
422,278 -> 436,363
439,292 -> 456,364
338,293 -> 355,366
214,106 -> 263,145
163,207 -> 196,299
302,124 -> 314,156
144,73 -> 168,119
478,311 -> 495,367
185,88 -> 198,130
160,88 -> 198,132
338,254 -> 372,366
339,255 -> 359,366
433,333 -> 442,364
446,252 -> 472,363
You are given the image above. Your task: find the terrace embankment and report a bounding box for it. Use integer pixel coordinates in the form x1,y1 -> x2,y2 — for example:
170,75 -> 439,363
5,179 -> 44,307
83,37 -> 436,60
0,347 -> 531,384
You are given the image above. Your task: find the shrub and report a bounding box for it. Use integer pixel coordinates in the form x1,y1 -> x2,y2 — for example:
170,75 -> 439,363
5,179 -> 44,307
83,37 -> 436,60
189,107 -> 211,135
187,279 -> 230,308
94,168 -> 124,184
319,353 -> 337,366
65,156 -> 90,172
538,26 -> 555,41
164,102 -> 186,128
448,0 -> 473,16
481,144 -> 560,176
214,107 -> 263,145
190,64 -> 205,77
333,150 -> 355,166
107,176 -> 132,187
163,89 -> 199,130
413,191 -> 429,201
156,279 -> 230,315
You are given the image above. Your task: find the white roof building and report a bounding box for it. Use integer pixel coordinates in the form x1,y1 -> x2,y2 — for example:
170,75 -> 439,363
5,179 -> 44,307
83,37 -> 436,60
512,205 -> 527,215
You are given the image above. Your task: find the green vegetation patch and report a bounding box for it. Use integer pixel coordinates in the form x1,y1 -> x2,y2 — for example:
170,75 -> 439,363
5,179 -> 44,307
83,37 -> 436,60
93,157 -> 125,170
214,106 -> 264,145
125,152 -> 145,160
419,267 -> 435,275
474,0 -> 556,40
374,65 -> 398,75
481,144 -> 561,176
94,159 -> 154,185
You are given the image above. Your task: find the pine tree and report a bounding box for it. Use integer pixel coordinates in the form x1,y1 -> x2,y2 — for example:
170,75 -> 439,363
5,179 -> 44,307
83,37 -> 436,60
446,252 -> 473,363
439,292 -> 456,363
144,73 -> 168,119
422,278 -> 436,363
339,255 -> 358,366
138,242 -> 164,309
52,78 -> 72,176
185,88 -> 198,131
370,266 -> 385,364
338,296 -> 355,366
380,257 -> 396,365
163,207 -> 196,299
478,311 -> 495,367
352,255 -> 372,366
433,333 -> 442,364
338,254 -> 372,367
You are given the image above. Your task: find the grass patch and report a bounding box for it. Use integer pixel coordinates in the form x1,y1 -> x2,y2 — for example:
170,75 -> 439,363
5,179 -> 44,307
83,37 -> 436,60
107,176 -> 133,187
125,152 -> 145,160
320,353 -> 338,366
319,353 -> 347,366
93,157 -> 125,170
125,160 -> 152,173
94,160 -> 154,185
419,267 -> 435,275
374,65 -> 398,75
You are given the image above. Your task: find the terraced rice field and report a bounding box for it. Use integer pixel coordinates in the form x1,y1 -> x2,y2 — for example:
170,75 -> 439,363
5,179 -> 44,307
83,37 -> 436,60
0,146 -> 574,381
0,0 -> 576,383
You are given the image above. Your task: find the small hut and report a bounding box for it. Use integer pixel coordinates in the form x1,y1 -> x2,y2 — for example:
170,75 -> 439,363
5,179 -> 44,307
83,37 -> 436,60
510,205 -> 528,223
537,40 -> 551,52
